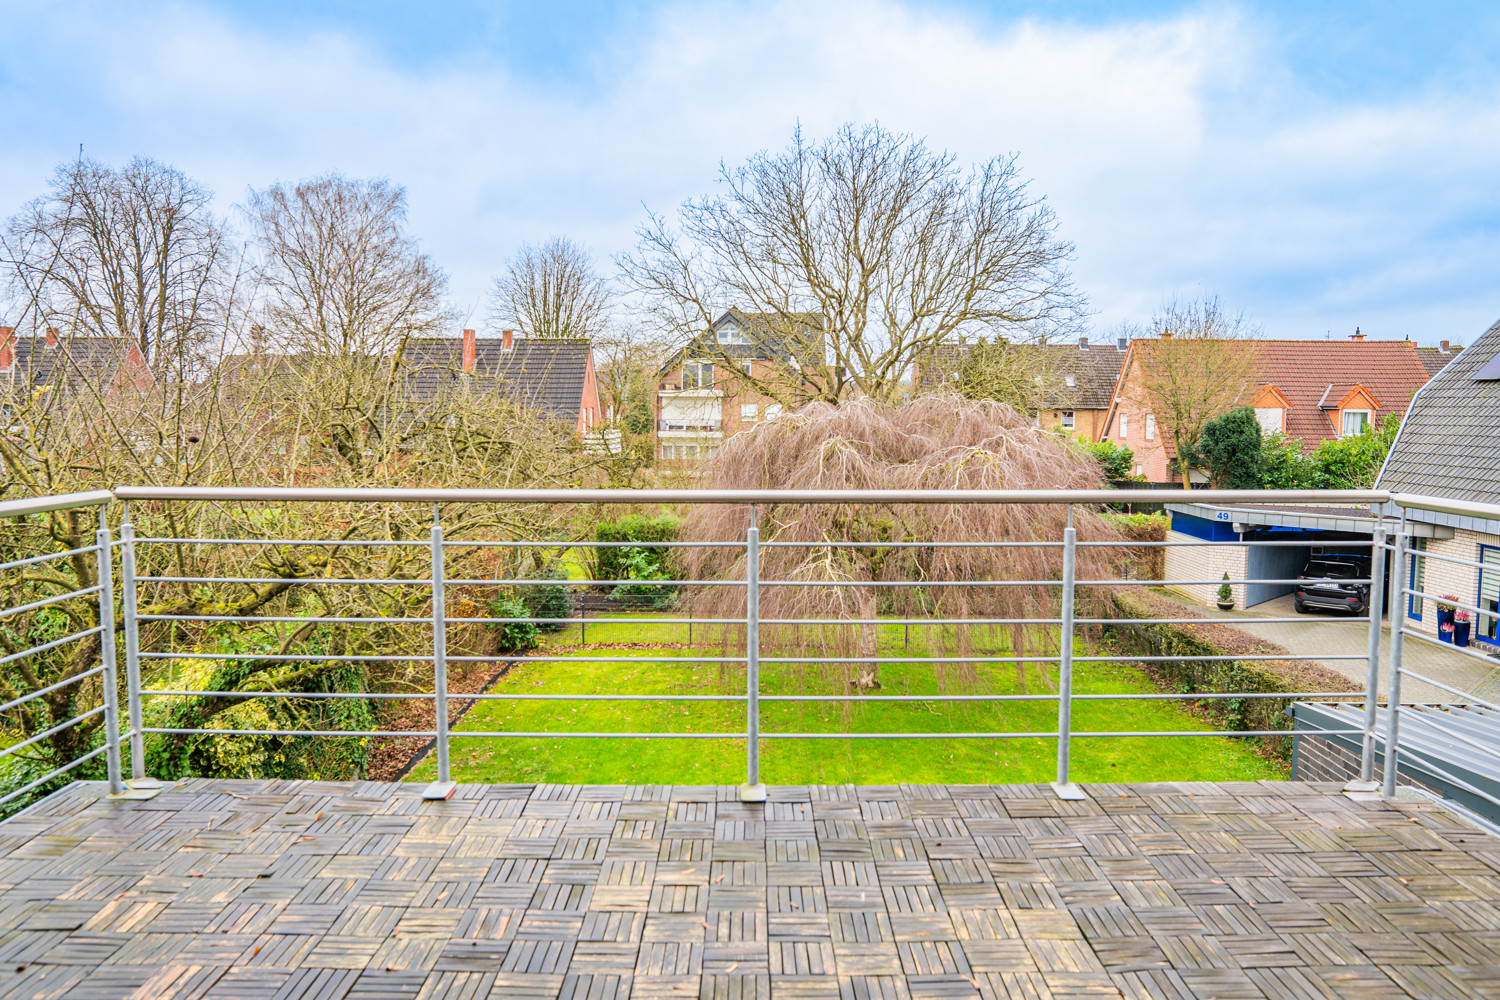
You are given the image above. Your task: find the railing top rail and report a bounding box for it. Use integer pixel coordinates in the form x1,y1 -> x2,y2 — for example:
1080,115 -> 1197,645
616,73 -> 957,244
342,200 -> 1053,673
110,486 -> 1392,505
0,490 -> 114,520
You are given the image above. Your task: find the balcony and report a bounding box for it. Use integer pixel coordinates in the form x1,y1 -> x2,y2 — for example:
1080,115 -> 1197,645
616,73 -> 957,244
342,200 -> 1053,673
1,486 -> 1498,1000
657,419 -> 722,434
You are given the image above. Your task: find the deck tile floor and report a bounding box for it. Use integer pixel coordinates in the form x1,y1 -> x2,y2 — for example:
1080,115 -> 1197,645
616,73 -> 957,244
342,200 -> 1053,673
1,780 -> 1498,999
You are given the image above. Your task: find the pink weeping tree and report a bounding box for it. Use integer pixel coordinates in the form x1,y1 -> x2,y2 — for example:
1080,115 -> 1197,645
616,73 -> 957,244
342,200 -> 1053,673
679,394 -> 1125,692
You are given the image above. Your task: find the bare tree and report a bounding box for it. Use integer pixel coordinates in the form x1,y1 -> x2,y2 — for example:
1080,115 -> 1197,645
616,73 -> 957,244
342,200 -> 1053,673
243,174 -> 452,471
1122,298 -> 1260,487
245,174 -> 449,357
618,123 -> 1083,405
490,236 -> 609,340
1,156 -> 232,370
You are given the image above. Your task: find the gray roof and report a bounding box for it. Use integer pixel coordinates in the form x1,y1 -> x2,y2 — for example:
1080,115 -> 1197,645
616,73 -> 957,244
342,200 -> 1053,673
405,337 -> 591,423
1378,318 -> 1500,504
1415,345 -> 1462,378
659,309 -> 826,377
914,339 -> 1125,409
2,335 -> 140,396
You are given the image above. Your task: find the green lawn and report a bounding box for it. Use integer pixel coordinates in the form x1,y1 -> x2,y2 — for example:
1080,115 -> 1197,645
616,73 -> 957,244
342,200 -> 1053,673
411,615 -> 1283,785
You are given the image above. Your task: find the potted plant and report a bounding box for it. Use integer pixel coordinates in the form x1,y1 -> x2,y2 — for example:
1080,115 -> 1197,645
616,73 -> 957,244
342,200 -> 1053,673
1455,608 -> 1472,648
1216,572 -> 1235,612
1437,595 -> 1459,642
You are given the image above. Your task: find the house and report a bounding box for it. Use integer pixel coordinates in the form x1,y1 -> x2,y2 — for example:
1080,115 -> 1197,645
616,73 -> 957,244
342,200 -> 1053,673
912,334 -> 1127,441
0,326 -> 151,400
406,329 -> 603,436
1377,318 -> 1500,650
1103,335 -> 1438,481
654,310 -> 823,463
1415,341 -> 1464,378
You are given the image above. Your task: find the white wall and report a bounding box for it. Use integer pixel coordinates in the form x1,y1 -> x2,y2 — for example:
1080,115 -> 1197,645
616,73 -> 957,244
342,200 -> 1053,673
1163,530 -> 1248,609
1403,527 -> 1500,646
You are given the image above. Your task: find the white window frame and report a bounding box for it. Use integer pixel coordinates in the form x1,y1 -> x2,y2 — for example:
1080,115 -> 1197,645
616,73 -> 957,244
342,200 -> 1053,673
1060,410 -> 1075,430
1341,409 -> 1372,438
683,361 -> 714,390
1119,413 -> 1129,439
765,403 -> 783,420
740,403 -> 759,422
1145,413 -> 1155,441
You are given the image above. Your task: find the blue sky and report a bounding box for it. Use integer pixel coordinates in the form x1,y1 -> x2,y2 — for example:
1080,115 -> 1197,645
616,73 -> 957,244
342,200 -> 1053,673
2,0 -> 1498,343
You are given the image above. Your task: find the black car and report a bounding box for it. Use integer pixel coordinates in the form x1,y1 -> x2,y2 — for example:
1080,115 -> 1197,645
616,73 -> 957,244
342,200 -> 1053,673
1293,558 -> 1369,615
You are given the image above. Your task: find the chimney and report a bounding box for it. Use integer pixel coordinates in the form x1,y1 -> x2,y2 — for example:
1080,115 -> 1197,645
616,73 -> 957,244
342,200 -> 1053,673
1350,327 -> 1364,341
1078,335 -> 1089,350
502,329 -> 514,351
0,327 -> 13,372
1159,331 -> 1174,340
1440,340 -> 1451,352
45,327 -> 59,347
461,329 -> 476,373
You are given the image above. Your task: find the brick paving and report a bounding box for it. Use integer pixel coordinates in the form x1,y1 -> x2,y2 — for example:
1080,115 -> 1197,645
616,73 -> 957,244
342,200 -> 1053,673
2,779 -> 1499,999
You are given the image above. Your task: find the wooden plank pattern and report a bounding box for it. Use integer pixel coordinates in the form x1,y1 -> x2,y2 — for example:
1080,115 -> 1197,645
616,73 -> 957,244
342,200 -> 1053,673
0,780 -> 1496,999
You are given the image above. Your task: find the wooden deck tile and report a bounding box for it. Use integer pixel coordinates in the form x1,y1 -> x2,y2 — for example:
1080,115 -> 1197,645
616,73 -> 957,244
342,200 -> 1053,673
0,780 -> 1496,999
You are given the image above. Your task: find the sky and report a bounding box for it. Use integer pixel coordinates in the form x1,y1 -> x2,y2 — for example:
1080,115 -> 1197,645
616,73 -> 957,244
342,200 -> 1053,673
2,0 -> 1498,344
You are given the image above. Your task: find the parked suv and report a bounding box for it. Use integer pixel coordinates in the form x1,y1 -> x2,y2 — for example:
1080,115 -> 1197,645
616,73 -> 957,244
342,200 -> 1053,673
1293,558 -> 1369,615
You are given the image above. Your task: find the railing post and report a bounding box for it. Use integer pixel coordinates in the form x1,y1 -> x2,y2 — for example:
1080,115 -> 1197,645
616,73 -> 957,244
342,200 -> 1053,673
95,511 -> 123,797
741,517 -> 765,803
423,509 -> 456,800
1349,521 -> 1387,791
1381,526 -> 1408,798
1052,507 -> 1085,800
119,513 -> 147,782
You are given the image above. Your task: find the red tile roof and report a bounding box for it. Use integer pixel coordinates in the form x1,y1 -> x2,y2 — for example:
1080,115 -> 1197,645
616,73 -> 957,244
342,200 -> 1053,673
1253,340 -> 1430,444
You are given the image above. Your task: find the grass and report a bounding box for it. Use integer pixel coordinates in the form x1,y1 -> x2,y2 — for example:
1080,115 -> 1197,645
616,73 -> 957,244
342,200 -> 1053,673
410,614 -> 1284,786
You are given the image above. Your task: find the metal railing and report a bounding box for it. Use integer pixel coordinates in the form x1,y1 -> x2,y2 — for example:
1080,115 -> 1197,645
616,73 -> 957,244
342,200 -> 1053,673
1,485 -> 1494,806
1380,510 -> 1500,809
0,490 -> 122,807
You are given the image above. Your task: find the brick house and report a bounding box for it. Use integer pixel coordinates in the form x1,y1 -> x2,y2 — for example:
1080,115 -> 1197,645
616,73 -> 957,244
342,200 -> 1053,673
912,335 -> 1127,442
1378,318 -> 1500,650
0,326 -> 152,400
1102,335 -> 1442,481
406,329 -> 603,436
654,310 -> 822,463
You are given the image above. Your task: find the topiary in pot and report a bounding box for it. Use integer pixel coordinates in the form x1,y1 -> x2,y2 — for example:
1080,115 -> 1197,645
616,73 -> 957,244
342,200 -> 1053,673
1216,572 -> 1235,611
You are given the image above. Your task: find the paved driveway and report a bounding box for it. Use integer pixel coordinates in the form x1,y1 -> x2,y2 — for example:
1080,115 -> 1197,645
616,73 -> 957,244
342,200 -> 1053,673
1160,592 -> 1500,704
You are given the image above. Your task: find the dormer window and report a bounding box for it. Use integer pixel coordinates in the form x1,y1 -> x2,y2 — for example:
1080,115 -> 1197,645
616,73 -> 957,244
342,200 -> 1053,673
1064,376 -> 1076,388
1254,407 -> 1284,434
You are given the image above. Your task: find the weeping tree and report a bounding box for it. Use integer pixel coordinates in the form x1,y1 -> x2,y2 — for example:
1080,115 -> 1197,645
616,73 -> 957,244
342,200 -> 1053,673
680,394 -> 1124,692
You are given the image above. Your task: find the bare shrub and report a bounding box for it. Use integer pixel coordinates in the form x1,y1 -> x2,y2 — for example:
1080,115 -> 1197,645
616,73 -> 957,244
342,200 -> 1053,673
680,394 -> 1124,692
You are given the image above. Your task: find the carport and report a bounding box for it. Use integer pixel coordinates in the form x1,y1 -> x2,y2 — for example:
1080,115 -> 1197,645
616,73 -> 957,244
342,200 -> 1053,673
1165,502 -> 1453,612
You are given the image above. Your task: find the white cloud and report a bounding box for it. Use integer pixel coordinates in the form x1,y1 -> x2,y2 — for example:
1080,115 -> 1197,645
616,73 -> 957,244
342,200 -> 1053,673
2,0 -> 1498,341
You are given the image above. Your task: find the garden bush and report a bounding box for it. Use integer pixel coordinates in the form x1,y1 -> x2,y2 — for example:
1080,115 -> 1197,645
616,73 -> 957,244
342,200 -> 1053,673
594,513 -> 681,583
489,595 -> 540,653
517,568 -> 571,631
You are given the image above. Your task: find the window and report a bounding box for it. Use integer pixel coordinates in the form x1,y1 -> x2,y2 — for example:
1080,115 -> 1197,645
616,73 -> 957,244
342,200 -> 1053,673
682,361 -> 714,389
1408,537 -> 1427,620
717,324 -> 749,345
1064,376 -> 1076,388
765,403 -> 783,420
1341,409 -> 1371,437
1481,545 -> 1500,645
1254,407 -> 1284,434
1060,411 -> 1075,430
742,360 -> 754,375
1119,413 -> 1129,438
741,403 -> 759,422
1145,414 -> 1156,441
